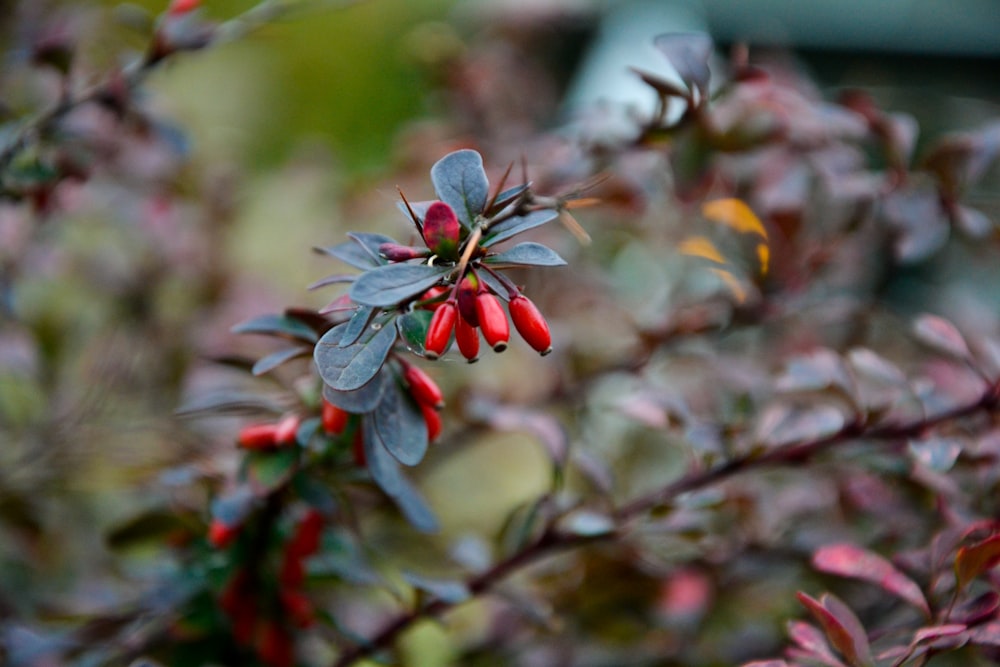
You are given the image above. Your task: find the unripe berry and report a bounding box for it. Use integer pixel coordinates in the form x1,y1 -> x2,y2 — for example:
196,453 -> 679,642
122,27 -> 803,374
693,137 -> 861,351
475,292 -> 510,352
208,519 -> 239,549
424,301 -> 456,359
403,364 -> 444,410
238,423 -> 278,450
422,201 -> 461,259
321,399 -> 349,435
274,415 -> 300,445
455,314 -> 480,362
379,242 -> 430,262
509,295 -> 552,355
421,403 -> 442,442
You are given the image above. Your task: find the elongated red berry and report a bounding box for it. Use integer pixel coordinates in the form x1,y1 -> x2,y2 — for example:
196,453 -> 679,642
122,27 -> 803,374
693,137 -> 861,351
457,273 -> 480,326
475,292 -> 509,352
509,295 -> 552,355
421,403 -> 442,442
257,621 -> 294,667
379,242 -> 430,262
418,285 -> 448,310
238,423 -> 278,449
422,201 -> 461,260
455,314 -> 480,362
424,301 -> 456,359
321,399 -> 349,435
274,415 -> 300,445
287,509 -> 324,559
208,519 -> 240,549
280,551 -> 305,588
403,364 -> 444,409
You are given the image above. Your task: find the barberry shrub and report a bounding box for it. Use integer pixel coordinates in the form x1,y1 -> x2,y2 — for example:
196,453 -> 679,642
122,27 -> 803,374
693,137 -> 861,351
3,3 -> 1000,667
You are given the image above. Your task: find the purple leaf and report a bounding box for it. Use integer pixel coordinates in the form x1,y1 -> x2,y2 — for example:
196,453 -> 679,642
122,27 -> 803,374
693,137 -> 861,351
797,592 -> 874,667
812,543 -> 930,617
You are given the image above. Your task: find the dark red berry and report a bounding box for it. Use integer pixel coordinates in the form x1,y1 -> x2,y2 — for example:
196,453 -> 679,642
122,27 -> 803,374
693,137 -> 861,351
280,589 -> 316,628
509,295 -> 552,355
455,314 -> 480,362
475,292 -> 510,352
403,364 -> 444,410
425,301 -> 456,359
457,273 -> 480,326
238,423 -> 278,450
208,519 -> 239,549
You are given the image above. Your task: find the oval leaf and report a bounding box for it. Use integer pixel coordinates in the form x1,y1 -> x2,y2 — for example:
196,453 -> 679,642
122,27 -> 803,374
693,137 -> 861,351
252,346 -> 311,376
431,149 -> 490,229
314,241 -> 381,270
956,533 -> 1000,592
363,419 -> 439,533
812,543 -> 930,617
322,374 -> 387,414
347,232 -> 396,264
913,314 -> 972,360
339,305 -> 378,348
315,321 -> 397,392
396,310 -> 432,355
231,314 -> 318,344
349,263 -> 453,308
484,242 -> 567,267
653,32 -> 713,95
373,383 -> 429,466
797,592 -> 874,667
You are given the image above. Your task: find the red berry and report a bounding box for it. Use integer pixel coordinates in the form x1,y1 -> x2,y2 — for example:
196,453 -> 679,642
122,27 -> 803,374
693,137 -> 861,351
238,423 -> 278,450
287,509 -> 324,559
167,0 -> 199,15
352,429 -> 367,467
231,601 -> 258,647
421,403 -> 442,442
257,621 -> 294,667
321,399 -> 349,435
475,292 -> 510,352
219,569 -> 250,617
422,201 -> 461,259
280,552 -> 305,588
509,295 -> 552,355
280,589 -> 316,628
274,415 -> 300,445
424,301 -> 456,359
418,285 -> 448,310
208,519 -> 239,549
457,274 -> 480,326
403,364 -> 444,410
455,314 -> 480,362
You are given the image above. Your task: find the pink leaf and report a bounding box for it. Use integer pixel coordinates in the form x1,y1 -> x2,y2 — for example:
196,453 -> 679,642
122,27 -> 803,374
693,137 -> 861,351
812,543 -> 930,617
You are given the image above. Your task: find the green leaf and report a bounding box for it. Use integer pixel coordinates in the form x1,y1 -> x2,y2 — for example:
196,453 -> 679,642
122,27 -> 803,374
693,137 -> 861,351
339,305 -> 378,348
363,419 -> 439,533
314,241 -> 381,270
323,373 -> 387,413
349,263 -> 453,308
482,209 -> 559,247
396,310 -> 432,355
348,232 -> 397,264
315,320 -> 397,392
373,383 -> 429,466
483,242 -> 567,267
431,149 -> 490,229
403,572 -> 470,603
252,346 -> 310,376
231,314 -> 318,344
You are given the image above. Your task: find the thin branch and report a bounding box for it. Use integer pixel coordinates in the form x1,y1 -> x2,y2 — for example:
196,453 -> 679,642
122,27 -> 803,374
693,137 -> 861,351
330,380 -> 1000,667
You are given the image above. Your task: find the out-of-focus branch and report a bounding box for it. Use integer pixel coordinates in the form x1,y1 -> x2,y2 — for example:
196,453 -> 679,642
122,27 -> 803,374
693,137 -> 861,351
331,379 -> 1000,667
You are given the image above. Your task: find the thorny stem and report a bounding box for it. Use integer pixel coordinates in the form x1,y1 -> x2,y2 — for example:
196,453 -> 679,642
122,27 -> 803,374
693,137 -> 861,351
330,381 -> 1000,666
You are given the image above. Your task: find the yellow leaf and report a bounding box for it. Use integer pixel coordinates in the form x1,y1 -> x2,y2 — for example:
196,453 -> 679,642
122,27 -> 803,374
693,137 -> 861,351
702,198 -> 768,240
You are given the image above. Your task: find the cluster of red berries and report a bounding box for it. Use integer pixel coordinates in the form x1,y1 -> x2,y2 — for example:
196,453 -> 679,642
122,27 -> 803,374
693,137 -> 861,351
422,280 -> 552,361
216,509 -> 324,667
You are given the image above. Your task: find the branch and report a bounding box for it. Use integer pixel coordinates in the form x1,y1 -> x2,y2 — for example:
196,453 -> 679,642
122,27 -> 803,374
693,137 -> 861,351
330,380 -> 1000,666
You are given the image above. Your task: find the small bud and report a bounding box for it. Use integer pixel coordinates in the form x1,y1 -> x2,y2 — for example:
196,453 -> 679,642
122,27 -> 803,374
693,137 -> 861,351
421,403 -> 442,442
379,242 -> 430,262
475,292 -> 510,352
403,364 -> 444,410
424,301 -> 457,359
321,399 -> 349,435
238,423 -> 278,449
509,295 -> 552,355
274,415 -> 300,445
208,519 -> 239,549
422,201 -> 461,259
455,314 -> 480,362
